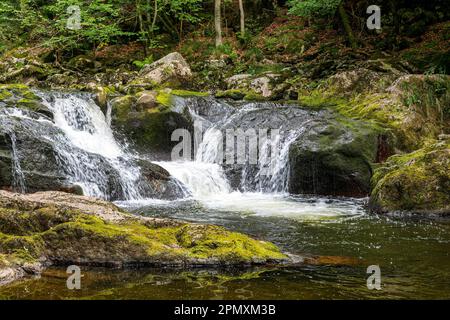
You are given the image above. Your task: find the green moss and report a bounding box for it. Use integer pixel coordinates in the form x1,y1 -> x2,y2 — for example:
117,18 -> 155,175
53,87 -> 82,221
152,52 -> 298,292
156,91 -> 174,107
244,90 -> 267,101
216,89 -> 246,100
370,140 -> 450,214
0,204 -> 287,268
298,90 -> 346,109
0,89 -> 13,101
171,90 -> 209,97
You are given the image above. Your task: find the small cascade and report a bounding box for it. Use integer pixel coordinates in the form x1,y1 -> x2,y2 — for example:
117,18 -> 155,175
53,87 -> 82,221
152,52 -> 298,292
38,92 -> 145,200
157,99 -> 308,198
8,131 -> 26,193
155,161 -> 230,199
240,128 -> 302,193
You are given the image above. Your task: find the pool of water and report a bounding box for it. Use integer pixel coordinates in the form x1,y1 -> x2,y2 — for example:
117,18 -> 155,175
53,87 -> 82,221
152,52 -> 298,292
1,195 -> 449,300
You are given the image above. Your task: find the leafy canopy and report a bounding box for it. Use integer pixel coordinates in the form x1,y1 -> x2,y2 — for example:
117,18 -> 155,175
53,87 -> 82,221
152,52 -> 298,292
287,0 -> 343,17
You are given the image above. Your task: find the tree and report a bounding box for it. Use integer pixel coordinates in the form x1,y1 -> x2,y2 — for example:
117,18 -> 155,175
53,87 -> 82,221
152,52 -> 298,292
288,0 -> 357,49
238,0 -> 245,36
214,0 -> 222,47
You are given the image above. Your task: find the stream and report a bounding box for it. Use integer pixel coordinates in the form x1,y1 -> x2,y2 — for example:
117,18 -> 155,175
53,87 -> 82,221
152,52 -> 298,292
0,92 -> 449,299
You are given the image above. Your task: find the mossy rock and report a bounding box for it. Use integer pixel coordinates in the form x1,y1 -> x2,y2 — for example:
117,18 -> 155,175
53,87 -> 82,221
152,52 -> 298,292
215,89 -> 246,100
0,84 -> 52,118
303,73 -> 450,152
289,115 -> 390,197
110,91 -> 192,156
0,191 -> 288,284
171,90 -> 209,98
369,140 -> 450,216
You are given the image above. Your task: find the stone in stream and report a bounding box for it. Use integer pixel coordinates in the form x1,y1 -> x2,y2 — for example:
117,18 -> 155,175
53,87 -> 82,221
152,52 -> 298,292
369,139 -> 450,216
109,90 -> 194,159
0,190 -> 290,286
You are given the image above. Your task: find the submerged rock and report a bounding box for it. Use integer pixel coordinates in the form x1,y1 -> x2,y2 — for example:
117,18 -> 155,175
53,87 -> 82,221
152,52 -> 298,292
0,191 -> 289,285
369,140 -> 450,216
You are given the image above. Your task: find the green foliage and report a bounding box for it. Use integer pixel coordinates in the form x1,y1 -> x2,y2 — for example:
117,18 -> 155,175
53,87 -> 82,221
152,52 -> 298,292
133,55 -> 154,69
287,0 -> 342,17
44,0 -> 132,51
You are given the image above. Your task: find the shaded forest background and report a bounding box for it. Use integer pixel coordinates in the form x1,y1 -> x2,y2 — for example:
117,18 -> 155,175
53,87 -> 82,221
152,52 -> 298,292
0,0 -> 449,86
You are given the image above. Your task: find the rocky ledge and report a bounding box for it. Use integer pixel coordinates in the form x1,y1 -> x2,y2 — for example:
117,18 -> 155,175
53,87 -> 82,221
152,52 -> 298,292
0,190 -> 289,286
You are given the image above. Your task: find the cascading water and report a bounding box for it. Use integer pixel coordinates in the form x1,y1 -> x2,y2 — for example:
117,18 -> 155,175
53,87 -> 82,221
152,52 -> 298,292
0,91 -> 184,201
1,92 -> 364,219
156,99 -> 305,200
8,131 -> 26,193
40,92 -> 143,200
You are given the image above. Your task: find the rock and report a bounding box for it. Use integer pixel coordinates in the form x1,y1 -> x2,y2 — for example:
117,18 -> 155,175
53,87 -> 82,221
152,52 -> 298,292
288,116 -> 387,197
304,71 -> 450,153
0,190 -> 289,284
46,72 -> 79,88
0,49 -> 53,85
135,90 -> 158,110
224,73 -> 283,99
216,89 -> 246,100
326,66 -> 402,96
0,84 -> 52,118
110,91 -> 193,158
369,140 -> 450,216
135,52 -> 192,87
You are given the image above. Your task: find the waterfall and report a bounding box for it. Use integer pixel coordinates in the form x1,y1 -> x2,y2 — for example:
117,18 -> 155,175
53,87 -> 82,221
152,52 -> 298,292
38,92 -> 145,200
157,100 -> 304,198
8,131 -> 26,194
1,92 -> 307,203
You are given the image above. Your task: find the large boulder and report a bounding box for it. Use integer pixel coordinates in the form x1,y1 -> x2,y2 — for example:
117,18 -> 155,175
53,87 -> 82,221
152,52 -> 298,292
288,116 -> 388,197
369,139 -> 450,216
222,73 -> 284,100
133,52 -> 192,88
110,90 -> 193,159
0,190 -> 289,285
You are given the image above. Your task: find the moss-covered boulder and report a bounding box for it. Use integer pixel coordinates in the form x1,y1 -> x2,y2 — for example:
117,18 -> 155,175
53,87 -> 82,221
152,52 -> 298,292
110,90 -> 193,158
0,191 -> 289,285
369,139 -> 450,216
301,70 -> 450,152
289,115 -> 390,197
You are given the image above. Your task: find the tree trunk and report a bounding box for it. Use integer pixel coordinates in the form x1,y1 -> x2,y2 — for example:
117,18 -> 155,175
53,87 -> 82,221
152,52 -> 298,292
215,0 -> 223,47
338,2 -> 357,49
150,0 -> 158,34
238,0 -> 245,36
